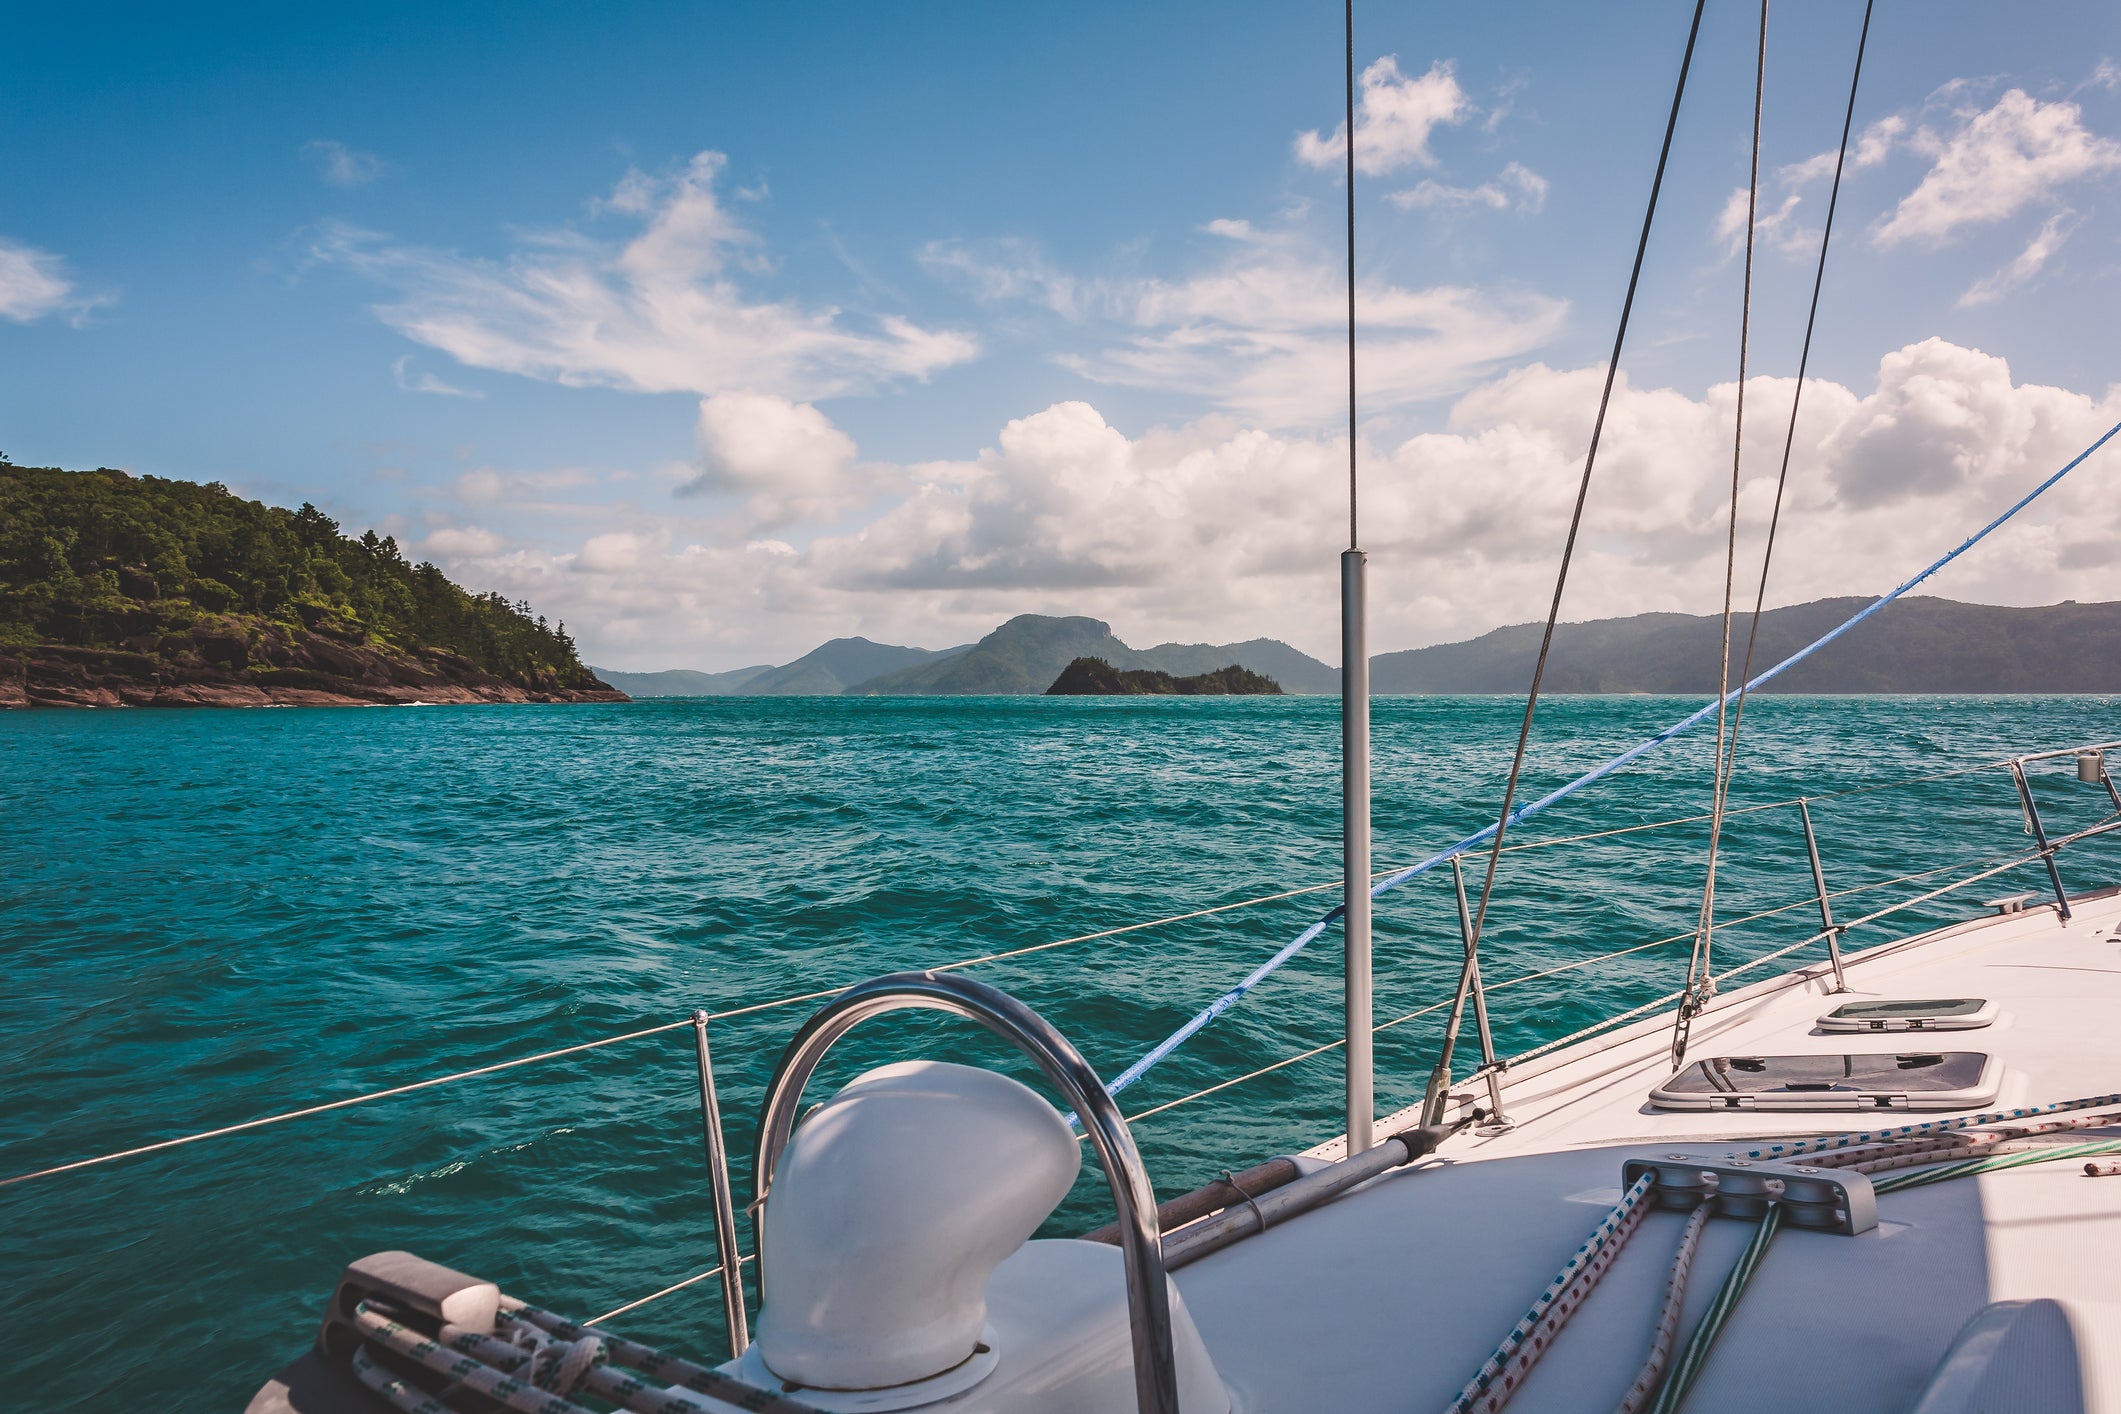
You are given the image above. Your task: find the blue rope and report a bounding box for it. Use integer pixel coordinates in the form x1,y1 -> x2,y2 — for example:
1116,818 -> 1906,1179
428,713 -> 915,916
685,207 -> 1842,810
1100,418 -> 2121,1105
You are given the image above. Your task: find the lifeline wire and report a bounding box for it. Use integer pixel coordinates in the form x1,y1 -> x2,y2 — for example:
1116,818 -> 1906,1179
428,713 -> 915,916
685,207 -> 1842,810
1098,413 -> 2121,1102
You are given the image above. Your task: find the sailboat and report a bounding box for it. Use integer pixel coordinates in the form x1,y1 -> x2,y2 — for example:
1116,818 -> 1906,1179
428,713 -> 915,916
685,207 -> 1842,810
216,4 -> 2121,1410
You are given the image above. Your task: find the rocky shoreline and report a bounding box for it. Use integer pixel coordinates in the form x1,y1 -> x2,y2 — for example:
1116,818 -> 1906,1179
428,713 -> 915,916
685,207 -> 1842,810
1,620 -> 628,708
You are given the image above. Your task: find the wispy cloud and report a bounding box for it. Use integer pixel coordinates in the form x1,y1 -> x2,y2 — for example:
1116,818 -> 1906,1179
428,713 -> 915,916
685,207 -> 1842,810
1295,57 -> 1471,176
925,221 -> 1566,427
312,151 -> 978,400
1957,210 -> 2078,306
303,139 -> 385,188
1388,161 -> 1548,214
0,236 -> 109,325
392,355 -> 482,398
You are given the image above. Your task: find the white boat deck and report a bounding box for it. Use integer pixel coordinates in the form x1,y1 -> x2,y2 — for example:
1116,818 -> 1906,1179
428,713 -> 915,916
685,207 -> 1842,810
1175,890 -> 2121,1412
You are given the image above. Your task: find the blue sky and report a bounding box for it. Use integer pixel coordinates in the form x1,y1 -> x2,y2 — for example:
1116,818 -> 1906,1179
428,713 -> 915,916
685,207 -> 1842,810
5,2 -> 2119,668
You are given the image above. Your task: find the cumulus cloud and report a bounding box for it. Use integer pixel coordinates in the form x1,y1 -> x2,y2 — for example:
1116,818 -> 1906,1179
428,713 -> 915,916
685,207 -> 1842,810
1873,89 -> 2121,246
303,139 -> 384,187
1295,57 -> 1471,175
417,339 -> 2121,671
1388,162 -> 1548,214
927,222 -> 1566,427
312,151 -> 978,400
0,236 -> 106,324
685,389 -> 873,526
1957,211 -> 2078,307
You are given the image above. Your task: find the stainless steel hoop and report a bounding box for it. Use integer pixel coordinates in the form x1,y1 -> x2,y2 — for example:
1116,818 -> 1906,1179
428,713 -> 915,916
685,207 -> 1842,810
751,970 -> 1179,1414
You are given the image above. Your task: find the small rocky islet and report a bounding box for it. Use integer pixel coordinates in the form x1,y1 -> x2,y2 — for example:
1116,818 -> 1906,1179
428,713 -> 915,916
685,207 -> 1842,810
1044,656 -> 1283,696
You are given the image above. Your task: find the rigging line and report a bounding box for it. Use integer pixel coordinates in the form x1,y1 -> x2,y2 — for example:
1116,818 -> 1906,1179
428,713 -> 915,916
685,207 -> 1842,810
1099,411 -> 2121,1102
1694,0 -> 1875,1000
1460,0 -> 1709,960
1688,0 -> 1769,1017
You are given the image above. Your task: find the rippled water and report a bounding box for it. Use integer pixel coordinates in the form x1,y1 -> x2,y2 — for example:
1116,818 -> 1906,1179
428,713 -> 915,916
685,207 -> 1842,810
5,694 -> 2118,1409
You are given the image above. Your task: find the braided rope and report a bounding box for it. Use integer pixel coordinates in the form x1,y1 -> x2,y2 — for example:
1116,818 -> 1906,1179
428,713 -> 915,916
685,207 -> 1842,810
1616,1198 -> 1719,1414
1646,1205 -> 1781,1414
1872,1139 -> 2121,1194
1442,1173 -> 1658,1414
351,1343 -> 458,1414
1735,1092 -> 2121,1163
353,1302 -> 598,1414
1641,1128 -> 2121,1411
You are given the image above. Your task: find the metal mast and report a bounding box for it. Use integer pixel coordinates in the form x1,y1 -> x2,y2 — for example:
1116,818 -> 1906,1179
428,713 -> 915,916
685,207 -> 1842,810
1340,0 -> 1374,1157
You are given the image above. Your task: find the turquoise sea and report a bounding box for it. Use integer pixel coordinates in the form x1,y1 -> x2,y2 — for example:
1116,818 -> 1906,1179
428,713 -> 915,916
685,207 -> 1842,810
6,694 -> 2120,1410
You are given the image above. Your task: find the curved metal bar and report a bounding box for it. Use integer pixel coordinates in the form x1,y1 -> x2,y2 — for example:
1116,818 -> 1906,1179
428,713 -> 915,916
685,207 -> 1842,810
751,970 -> 1179,1414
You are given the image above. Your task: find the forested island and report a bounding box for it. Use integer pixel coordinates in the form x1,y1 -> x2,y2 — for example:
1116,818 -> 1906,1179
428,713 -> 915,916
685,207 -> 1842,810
0,463 -> 623,707
1045,656 -> 1283,695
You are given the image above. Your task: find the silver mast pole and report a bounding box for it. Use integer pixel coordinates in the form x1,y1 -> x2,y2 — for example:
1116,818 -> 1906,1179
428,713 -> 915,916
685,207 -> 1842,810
1340,0 -> 1374,1157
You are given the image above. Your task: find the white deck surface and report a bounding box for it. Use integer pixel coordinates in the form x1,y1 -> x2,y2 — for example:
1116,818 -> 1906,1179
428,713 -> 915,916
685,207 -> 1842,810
1173,891 -> 2121,1413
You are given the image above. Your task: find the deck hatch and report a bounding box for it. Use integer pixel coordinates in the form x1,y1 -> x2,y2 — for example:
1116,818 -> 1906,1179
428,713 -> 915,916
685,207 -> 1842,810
1649,1051 -> 1999,1111
1817,998 -> 1996,1033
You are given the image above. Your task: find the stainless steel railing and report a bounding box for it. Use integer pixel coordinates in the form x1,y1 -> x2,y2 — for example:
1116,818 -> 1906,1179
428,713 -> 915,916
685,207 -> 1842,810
751,971 -> 1180,1414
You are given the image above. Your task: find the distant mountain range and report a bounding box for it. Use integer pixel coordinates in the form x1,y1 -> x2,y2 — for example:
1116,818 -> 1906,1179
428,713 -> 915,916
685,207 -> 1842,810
1370,596 -> 2121,694
594,616 -> 1337,697
595,597 -> 2121,698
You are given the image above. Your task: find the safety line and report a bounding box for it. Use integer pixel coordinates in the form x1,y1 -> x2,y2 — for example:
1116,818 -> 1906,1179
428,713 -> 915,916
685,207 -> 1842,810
0,1017 -> 694,1190
587,1255 -> 750,1327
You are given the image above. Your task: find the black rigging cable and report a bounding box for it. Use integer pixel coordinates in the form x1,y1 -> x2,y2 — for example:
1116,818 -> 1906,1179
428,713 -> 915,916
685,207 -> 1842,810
1460,0 -> 1709,956
1676,0 -> 1876,1065
1679,0 -> 1771,1060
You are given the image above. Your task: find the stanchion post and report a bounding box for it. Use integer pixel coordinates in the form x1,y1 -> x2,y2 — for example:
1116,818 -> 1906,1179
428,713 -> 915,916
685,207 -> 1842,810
692,1010 -> 750,1355
2010,760 -> 2072,920
1797,798 -> 1849,992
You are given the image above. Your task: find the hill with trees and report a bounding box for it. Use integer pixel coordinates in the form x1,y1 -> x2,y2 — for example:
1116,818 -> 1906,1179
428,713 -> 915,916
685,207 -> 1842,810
0,463 -> 623,707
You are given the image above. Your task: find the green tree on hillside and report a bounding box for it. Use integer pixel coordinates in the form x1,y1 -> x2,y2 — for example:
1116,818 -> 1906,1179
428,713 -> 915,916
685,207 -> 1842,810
0,464 -> 597,687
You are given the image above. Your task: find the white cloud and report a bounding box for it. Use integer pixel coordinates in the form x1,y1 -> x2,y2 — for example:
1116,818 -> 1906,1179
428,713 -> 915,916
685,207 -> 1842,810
314,151 -> 978,400
929,223 -> 1566,427
1295,57 -> 1471,176
685,389 -> 874,526
1957,211 -> 2078,307
425,339 -> 2121,672
0,237 -> 105,325
1388,162 -> 1548,214
304,139 -> 384,188
1874,89 -> 2121,246
392,355 -> 482,398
